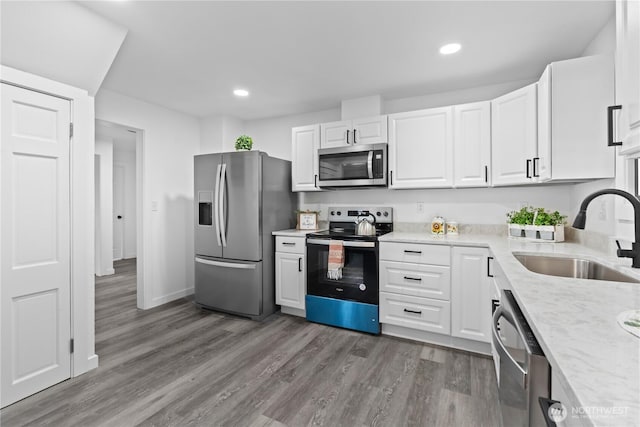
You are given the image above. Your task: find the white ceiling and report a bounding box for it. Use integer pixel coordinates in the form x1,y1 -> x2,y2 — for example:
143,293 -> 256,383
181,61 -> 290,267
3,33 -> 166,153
79,1 -> 614,121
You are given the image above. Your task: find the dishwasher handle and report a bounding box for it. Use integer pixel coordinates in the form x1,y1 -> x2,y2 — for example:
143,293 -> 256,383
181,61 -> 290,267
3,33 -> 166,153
492,306 -> 528,388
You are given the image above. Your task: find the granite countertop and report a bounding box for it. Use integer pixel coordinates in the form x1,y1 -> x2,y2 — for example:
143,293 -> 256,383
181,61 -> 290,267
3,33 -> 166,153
379,232 -> 640,427
272,229 -> 324,237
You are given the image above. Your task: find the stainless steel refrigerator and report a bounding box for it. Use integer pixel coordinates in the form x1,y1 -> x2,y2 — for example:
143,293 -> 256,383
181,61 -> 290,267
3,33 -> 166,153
194,151 -> 297,320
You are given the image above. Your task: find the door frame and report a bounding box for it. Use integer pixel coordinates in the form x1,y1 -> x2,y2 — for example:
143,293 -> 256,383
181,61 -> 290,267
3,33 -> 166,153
0,65 -> 99,378
95,119 -> 146,308
113,162 -> 125,261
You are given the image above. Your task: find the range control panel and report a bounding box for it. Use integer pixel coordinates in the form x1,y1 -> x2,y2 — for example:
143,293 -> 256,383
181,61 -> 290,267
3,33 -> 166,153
327,207 -> 393,224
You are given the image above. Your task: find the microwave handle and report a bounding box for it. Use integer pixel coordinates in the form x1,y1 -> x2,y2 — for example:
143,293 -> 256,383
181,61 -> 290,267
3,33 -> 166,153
367,151 -> 374,179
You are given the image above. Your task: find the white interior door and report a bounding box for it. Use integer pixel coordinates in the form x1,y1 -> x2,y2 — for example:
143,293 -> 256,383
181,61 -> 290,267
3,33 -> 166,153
1,83 -> 72,407
113,163 -> 124,261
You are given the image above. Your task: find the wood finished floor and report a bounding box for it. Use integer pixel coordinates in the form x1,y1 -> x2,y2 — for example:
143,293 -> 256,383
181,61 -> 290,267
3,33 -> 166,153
1,258 -> 501,427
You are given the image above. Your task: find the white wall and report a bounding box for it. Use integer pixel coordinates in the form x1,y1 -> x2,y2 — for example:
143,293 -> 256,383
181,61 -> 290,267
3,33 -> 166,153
200,115 -> 245,154
0,1 -> 126,96
301,185 -> 573,226
95,139 -> 114,276
95,89 -> 200,309
113,147 -> 137,259
243,108 -> 340,160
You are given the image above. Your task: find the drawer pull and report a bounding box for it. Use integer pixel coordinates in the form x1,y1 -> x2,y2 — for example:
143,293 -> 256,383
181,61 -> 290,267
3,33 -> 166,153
281,242 -> 296,246
403,308 -> 422,315
404,250 -> 422,254
404,276 -> 422,282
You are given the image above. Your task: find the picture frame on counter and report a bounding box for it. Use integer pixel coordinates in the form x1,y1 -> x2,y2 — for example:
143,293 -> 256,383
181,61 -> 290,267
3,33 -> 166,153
297,210 -> 319,230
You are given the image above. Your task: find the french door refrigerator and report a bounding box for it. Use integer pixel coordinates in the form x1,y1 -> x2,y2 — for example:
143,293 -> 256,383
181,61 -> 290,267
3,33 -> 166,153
194,151 -> 296,320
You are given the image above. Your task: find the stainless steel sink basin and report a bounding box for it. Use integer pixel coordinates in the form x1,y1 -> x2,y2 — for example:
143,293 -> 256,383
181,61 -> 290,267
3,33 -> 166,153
513,254 -> 640,283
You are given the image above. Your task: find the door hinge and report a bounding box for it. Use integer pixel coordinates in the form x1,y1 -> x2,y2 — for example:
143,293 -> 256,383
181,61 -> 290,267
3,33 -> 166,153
70,338 -> 74,353
69,122 -> 74,138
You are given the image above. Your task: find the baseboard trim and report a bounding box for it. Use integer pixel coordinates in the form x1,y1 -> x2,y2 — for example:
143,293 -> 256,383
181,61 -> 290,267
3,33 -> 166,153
95,268 -> 115,277
280,306 -> 305,317
382,324 -> 491,356
147,287 -> 194,309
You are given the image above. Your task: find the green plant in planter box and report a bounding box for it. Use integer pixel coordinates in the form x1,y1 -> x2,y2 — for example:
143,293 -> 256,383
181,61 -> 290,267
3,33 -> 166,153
533,209 -> 567,226
235,135 -> 253,151
506,206 -> 535,225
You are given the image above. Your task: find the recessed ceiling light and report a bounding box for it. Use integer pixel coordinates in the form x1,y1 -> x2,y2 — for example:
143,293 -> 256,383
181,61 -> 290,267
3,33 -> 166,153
439,43 -> 461,55
233,89 -> 249,97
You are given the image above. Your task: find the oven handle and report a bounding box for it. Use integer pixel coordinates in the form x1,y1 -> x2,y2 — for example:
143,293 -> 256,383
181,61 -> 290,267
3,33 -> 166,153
306,238 -> 376,248
492,305 -> 527,388
367,150 -> 374,179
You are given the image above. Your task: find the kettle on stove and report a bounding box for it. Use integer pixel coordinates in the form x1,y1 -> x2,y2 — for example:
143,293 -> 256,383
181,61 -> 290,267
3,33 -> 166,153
355,214 -> 376,236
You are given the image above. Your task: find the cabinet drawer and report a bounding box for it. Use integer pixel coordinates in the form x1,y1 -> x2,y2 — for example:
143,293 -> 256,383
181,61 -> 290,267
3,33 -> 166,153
380,242 -> 450,265
380,261 -> 450,300
380,292 -> 451,335
275,236 -> 306,254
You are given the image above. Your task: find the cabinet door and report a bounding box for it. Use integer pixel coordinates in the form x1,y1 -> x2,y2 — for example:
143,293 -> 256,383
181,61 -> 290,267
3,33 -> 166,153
320,120 -> 352,148
352,115 -> 388,145
617,0 -> 640,156
451,246 -> 491,343
453,101 -> 491,187
491,84 -> 538,186
539,56 -> 615,181
275,252 -> 305,310
388,107 -> 454,189
291,125 -> 320,192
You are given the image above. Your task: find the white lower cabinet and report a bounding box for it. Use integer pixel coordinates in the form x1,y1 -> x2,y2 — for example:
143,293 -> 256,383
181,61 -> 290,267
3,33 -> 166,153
451,246 -> 492,343
379,241 -> 494,353
275,236 -> 305,312
380,292 -> 451,334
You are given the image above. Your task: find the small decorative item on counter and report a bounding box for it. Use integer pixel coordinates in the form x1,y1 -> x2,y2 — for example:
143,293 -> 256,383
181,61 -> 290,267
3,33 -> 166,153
235,134 -> 253,151
431,216 -> 445,235
506,206 -> 566,242
446,221 -> 459,235
296,209 -> 319,230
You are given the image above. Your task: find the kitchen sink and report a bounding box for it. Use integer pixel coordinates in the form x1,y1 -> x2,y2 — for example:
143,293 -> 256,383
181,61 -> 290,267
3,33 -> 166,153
513,254 -> 640,284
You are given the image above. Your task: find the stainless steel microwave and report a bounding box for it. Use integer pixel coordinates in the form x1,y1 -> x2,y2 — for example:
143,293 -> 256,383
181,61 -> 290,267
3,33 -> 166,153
317,143 -> 387,188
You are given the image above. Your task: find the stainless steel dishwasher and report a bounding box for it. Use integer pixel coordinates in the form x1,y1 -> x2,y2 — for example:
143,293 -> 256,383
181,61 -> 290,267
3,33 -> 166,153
492,290 -> 550,427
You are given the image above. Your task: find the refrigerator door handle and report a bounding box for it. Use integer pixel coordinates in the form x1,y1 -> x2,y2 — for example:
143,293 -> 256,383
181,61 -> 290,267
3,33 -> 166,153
214,163 -> 222,246
195,257 -> 256,269
219,163 -> 228,247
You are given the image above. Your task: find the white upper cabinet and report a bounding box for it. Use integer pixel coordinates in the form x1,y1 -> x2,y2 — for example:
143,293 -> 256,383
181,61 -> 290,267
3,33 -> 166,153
491,83 -> 538,186
320,120 -> 352,148
453,101 -> 491,187
537,55 -> 615,181
616,0 -> 640,156
291,124 -> 320,192
352,115 -> 388,145
320,115 -> 387,148
388,107 -> 454,189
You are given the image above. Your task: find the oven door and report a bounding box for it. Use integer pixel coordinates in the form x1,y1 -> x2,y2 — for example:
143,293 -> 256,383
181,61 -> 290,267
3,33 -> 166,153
306,238 -> 378,304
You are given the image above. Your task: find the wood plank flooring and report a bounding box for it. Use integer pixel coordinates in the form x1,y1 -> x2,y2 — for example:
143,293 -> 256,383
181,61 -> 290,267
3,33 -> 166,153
1,258 -> 501,426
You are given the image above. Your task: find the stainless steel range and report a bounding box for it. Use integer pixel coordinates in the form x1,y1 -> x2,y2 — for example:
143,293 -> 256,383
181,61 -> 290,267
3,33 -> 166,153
305,207 -> 393,334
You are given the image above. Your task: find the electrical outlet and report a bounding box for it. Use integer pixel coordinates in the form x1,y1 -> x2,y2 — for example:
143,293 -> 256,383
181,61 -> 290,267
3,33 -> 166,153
151,201 -> 158,212
417,202 -> 424,213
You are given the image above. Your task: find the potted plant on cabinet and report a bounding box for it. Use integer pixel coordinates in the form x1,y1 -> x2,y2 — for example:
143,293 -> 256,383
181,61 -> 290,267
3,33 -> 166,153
235,135 -> 253,151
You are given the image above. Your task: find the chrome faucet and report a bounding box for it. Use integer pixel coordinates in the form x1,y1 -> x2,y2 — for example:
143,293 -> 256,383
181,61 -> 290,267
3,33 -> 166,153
572,188 -> 640,268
